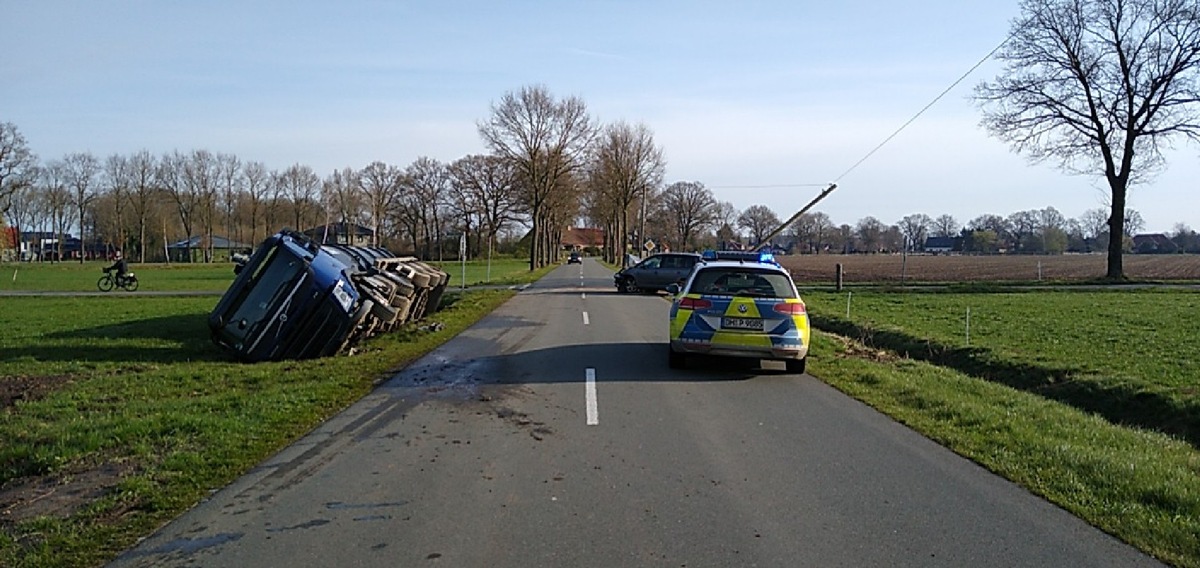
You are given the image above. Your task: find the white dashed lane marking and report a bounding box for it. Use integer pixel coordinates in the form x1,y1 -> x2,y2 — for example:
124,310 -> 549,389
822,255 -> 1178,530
585,368 -> 598,425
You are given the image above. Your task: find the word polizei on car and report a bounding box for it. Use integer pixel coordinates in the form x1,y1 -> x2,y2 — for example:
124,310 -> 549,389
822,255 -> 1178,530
666,250 -> 810,373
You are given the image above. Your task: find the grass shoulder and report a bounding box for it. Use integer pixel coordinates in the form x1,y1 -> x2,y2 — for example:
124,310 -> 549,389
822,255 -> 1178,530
803,288 -> 1200,567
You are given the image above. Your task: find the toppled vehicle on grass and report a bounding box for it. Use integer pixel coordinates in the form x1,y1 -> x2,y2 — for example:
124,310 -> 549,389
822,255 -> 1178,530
208,230 -> 450,362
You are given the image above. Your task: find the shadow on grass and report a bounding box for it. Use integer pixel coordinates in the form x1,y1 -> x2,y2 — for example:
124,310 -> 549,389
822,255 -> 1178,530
811,314 -> 1200,449
15,314 -> 231,364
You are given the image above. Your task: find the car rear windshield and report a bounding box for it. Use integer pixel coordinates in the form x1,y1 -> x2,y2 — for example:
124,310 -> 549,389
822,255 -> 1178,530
689,267 -> 796,298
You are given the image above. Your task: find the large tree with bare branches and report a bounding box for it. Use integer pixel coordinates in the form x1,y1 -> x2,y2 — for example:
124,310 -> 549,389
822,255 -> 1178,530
660,181 -> 717,252
479,85 -> 595,270
588,121 -> 665,263
62,152 -> 100,262
448,154 -> 520,259
976,0 -> 1200,279
358,161 -> 401,247
1,123 -> 38,221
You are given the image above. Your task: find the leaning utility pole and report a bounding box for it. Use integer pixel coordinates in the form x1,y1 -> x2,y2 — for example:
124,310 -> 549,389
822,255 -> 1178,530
752,183 -> 837,251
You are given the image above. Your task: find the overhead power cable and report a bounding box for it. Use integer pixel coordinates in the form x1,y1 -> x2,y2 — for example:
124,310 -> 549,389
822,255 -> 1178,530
707,183 -> 828,189
711,33 -> 1013,193
831,34 -> 1013,184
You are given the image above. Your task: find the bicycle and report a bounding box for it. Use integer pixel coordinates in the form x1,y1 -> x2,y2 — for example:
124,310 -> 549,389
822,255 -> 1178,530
98,269 -> 139,292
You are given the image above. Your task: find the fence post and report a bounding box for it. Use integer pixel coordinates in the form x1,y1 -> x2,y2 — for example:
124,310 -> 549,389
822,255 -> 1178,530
836,263 -> 843,292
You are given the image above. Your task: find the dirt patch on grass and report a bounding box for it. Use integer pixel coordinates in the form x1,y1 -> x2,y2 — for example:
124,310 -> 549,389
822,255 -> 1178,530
0,461 -> 138,526
0,375 -> 73,409
829,334 -> 901,363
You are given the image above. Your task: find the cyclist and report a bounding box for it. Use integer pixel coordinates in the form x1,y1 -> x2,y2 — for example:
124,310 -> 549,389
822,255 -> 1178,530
105,251 -> 129,285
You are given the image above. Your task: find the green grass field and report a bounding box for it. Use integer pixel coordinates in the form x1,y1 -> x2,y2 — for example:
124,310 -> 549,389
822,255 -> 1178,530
0,257 -> 536,293
804,290 -> 1200,444
2,263 -> 1199,566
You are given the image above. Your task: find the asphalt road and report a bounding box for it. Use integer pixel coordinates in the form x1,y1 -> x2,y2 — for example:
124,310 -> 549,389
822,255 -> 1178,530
110,258 -> 1162,567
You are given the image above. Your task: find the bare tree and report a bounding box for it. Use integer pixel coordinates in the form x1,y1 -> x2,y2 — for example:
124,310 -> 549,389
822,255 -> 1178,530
661,181 -> 717,252
932,214 -> 960,238
976,0 -> 1200,278
448,154 -> 520,259
101,153 -> 132,254
1079,207 -> 1110,241
4,170 -> 40,259
789,211 -> 834,253
1008,209 -> 1041,252
242,161 -> 271,247
713,201 -> 741,247
897,213 -> 933,251
127,151 -> 158,262
41,161 -> 72,261
358,161 -> 401,247
738,204 -> 781,246
216,153 -> 242,248
479,85 -> 596,270
159,151 -> 197,261
400,157 -> 450,259
321,167 -> 363,243
1122,208 -> 1146,237
276,163 -> 321,235
588,121 -> 666,261
1,122 -> 38,221
1037,206 -> 1069,252
179,150 -> 221,261
833,223 -> 855,254
62,152 -> 101,262
855,216 -> 887,253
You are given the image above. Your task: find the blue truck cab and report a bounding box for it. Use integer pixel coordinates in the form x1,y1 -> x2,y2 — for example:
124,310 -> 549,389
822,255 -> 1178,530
208,231 -> 366,362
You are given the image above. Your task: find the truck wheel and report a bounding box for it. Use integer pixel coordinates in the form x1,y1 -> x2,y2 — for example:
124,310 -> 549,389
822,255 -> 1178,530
363,288 -> 397,323
337,299 -> 375,353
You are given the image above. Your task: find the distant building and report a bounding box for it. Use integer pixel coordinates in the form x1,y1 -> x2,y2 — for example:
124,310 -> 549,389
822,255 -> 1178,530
923,236 -> 960,254
167,235 -> 253,262
561,227 -> 605,250
1132,233 -> 1178,254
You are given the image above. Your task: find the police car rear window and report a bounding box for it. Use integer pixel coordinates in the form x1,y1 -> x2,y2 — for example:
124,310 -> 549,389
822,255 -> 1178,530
690,268 -> 796,298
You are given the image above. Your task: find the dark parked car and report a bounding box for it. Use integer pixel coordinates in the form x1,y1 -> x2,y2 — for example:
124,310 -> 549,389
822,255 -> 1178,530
614,252 -> 702,293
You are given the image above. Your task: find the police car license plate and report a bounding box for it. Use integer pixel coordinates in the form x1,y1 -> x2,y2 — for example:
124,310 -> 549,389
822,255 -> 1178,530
722,317 -> 763,331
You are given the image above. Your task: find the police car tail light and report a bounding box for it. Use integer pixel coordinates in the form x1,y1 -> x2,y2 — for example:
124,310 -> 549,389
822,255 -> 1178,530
680,297 -> 712,310
773,302 -> 806,315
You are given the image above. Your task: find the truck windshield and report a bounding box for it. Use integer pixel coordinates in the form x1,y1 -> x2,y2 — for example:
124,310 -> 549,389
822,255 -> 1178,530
217,245 -> 306,344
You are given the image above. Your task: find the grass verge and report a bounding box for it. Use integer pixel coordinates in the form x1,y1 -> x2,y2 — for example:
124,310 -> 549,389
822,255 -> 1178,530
804,289 -> 1200,567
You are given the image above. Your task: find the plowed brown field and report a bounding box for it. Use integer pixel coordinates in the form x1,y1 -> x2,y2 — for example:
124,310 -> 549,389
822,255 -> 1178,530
776,253 -> 1200,283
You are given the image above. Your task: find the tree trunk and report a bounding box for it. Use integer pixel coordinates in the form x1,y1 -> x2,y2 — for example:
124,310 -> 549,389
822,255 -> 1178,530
1106,183 -> 1126,280
528,204 -> 540,271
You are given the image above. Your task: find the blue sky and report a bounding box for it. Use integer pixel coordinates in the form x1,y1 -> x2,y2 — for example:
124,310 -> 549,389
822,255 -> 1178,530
3,0 -> 1197,233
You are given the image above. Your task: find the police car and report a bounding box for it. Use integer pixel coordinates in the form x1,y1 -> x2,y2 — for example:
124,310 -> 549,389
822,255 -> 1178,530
666,250 -> 810,373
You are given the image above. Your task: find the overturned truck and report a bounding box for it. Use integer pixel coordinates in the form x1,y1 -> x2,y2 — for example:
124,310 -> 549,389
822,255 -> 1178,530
208,230 -> 450,362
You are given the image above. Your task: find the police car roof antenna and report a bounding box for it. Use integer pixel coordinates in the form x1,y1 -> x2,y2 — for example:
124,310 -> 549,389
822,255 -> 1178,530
752,183 -> 837,252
